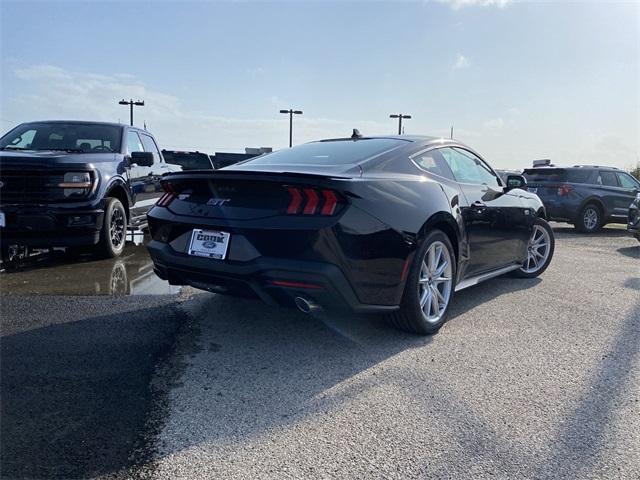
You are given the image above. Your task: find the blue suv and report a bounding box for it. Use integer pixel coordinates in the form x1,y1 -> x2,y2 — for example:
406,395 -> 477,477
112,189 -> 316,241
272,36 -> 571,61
523,165 -> 640,233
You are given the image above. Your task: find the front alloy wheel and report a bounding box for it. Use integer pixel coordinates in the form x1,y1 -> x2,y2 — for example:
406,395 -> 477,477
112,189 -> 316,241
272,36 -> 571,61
514,218 -> 555,278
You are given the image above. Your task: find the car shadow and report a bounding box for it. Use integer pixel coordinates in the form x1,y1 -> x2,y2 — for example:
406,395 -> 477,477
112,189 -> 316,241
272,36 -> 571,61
617,245 -> 640,259
0,297 -> 185,480
145,274 -> 544,466
0,273 -> 550,479
532,302 -> 640,479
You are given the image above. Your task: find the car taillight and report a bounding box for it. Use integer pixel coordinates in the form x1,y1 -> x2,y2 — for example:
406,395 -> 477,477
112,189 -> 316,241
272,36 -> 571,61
157,181 -> 178,207
285,186 -> 342,216
557,184 -> 573,196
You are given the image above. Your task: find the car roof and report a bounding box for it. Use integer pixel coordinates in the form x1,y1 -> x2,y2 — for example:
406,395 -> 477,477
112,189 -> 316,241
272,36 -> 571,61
21,120 -> 126,128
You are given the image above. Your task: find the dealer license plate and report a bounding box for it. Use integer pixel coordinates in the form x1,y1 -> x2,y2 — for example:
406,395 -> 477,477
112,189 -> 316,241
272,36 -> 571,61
188,229 -> 230,260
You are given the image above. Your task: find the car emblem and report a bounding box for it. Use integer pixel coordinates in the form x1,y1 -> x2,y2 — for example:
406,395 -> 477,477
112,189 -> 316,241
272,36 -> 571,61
206,198 -> 231,206
202,240 -> 218,249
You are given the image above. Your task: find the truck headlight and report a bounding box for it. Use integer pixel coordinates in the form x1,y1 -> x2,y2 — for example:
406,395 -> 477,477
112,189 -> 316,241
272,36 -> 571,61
58,172 -> 94,197
58,172 -> 92,188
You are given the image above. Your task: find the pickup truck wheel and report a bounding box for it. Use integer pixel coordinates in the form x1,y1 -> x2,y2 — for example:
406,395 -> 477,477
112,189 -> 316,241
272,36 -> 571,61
97,197 -> 127,258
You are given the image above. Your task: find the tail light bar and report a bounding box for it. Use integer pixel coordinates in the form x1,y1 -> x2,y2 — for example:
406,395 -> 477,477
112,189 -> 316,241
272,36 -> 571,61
156,181 -> 178,207
286,186 -> 342,216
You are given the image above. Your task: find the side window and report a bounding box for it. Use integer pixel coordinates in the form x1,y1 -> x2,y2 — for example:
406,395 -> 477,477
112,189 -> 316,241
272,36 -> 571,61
440,147 -> 501,187
140,134 -> 161,163
617,172 -> 639,190
411,148 -> 454,180
597,171 -> 619,187
126,131 -> 144,155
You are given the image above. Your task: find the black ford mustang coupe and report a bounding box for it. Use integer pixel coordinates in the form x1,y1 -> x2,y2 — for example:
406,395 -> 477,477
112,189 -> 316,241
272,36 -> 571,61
147,134 -> 554,334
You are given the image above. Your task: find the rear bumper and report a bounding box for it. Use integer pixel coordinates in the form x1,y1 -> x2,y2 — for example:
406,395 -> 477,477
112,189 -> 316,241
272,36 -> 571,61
0,204 -> 104,247
147,239 -> 399,314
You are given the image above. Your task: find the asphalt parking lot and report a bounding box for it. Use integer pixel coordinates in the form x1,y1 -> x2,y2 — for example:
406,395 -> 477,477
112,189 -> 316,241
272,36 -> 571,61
1,225 -> 638,479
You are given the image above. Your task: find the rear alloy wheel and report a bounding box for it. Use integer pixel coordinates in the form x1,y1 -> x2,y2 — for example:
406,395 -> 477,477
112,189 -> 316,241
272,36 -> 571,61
513,218 -> 555,278
575,204 -> 602,233
97,197 -> 127,258
390,230 -> 455,335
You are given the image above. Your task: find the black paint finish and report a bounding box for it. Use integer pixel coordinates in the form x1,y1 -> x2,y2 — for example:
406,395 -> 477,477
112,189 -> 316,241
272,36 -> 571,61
146,136 -> 545,311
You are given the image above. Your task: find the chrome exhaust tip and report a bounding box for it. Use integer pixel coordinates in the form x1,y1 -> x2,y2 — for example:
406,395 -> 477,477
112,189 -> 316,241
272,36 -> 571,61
294,296 -> 321,314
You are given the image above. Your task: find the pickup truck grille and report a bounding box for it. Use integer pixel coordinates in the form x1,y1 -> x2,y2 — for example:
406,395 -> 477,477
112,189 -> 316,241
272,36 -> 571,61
0,169 -> 67,204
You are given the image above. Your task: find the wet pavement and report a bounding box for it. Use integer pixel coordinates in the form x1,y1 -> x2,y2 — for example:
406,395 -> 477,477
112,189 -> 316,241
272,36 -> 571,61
0,242 -> 179,296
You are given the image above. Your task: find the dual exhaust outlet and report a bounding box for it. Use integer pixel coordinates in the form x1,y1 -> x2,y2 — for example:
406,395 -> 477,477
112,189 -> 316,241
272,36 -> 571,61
294,296 -> 321,314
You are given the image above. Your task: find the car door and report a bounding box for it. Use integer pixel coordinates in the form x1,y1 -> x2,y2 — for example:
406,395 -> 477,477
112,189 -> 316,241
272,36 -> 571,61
596,170 -> 630,218
615,171 -> 640,214
139,132 -> 171,199
126,130 -> 157,221
439,147 -> 529,276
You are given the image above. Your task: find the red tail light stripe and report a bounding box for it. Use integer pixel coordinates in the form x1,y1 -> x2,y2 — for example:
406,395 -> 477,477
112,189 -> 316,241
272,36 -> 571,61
285,186 -> 342,216
320,189 -> 338,216
303,188 -> 319,215
156,192 -> 177,207
287,187 -> 303,214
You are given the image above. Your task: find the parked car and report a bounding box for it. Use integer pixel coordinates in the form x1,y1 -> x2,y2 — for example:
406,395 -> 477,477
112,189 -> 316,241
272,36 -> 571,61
628,193 -> 640,242
523,165 -> 640,232
162,150 -> 215,170
0,120 -> 181,259
146,134 -> 554,335
495,169 -> 522,184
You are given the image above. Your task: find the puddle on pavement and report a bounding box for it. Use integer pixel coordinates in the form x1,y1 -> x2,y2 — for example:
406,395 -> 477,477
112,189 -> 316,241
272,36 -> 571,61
0,243 -> 180,296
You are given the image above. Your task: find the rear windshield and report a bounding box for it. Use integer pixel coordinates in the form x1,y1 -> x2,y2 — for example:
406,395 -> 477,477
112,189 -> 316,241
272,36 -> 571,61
245,139 -> 408,166
524,168 -> 593,184
163,152 -> 212,170
0,122 -> 122,153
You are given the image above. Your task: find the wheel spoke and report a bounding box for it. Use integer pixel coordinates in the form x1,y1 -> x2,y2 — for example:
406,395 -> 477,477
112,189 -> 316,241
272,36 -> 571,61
420,288 -> 431,308
427,246 -> 436,274
434,259 -> 449,278
430,286 -> 440,314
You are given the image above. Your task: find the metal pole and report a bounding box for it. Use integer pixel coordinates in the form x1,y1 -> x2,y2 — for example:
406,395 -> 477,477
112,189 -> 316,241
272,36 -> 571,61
289,110 -> 293,148
130,100 -> 134,126
398,116 -> 402,135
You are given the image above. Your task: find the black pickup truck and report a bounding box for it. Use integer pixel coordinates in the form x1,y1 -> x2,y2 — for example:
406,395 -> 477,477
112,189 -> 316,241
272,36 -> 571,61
0,120 -> 181,258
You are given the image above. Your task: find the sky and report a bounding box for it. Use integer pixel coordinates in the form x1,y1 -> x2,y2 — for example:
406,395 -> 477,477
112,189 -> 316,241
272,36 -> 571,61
0,0 -> 638,170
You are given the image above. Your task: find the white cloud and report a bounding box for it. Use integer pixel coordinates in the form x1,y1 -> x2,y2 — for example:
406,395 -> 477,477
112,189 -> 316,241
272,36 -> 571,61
3,65 -> 392,152
483,117 -> 504,130
437,0 -> 512,10
454,53 -> 470,69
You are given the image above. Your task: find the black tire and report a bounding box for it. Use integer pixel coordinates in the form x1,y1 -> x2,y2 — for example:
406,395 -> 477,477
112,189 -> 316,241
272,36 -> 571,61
574,203 -> 602,233
389,229 -> 456,335
97,197 -> 127,258
512,217 -> 555,278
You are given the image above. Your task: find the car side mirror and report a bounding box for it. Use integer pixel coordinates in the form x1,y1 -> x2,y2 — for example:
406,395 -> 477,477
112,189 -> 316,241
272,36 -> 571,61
131,151 -> 154,167
505,174 -> 527,191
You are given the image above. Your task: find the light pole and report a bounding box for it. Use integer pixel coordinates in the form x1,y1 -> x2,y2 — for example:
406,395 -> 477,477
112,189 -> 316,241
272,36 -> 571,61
119,99 -> 145,126
279,109 -> 303,147
389,113 -> 412,135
